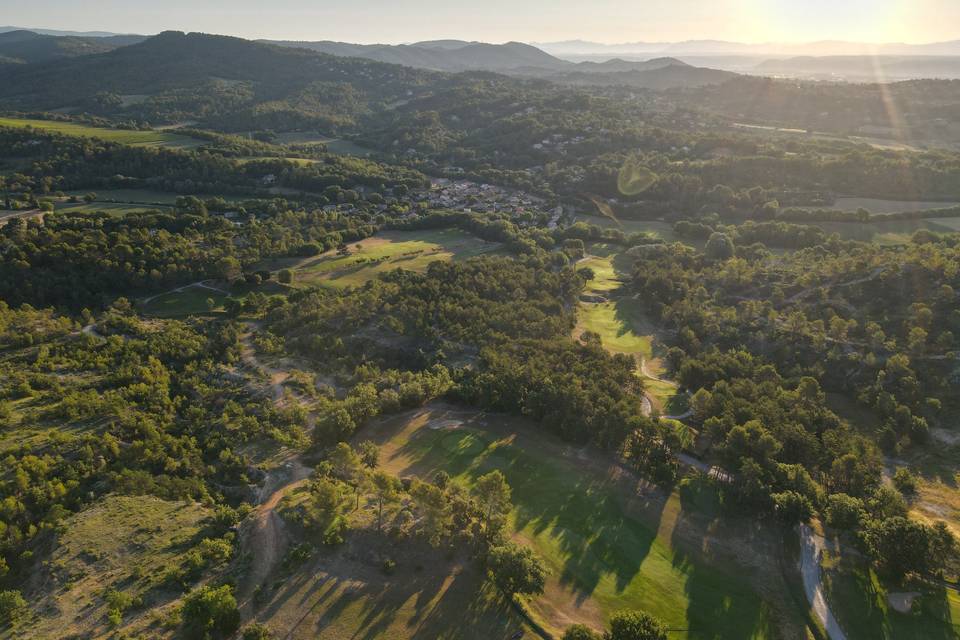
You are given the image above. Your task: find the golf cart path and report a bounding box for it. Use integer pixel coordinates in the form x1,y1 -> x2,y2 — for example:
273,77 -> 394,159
799,524 -> 847,640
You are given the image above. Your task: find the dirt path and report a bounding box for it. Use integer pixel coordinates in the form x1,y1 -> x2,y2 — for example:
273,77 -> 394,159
799,524 -> 847,640
238,456 -> 312,618
235,324 -> 320,619
141,279 -> 229,305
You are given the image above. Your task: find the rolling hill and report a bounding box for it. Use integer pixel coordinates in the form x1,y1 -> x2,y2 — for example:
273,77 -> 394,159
0,30 -> 438,121
0,29 -> 142,64
267,38 -> 568,72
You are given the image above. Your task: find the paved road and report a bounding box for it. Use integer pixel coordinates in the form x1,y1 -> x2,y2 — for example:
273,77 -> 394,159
799,524 -> 847,640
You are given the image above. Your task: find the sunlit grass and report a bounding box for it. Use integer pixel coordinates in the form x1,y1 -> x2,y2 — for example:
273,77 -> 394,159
0,117 -> 200,148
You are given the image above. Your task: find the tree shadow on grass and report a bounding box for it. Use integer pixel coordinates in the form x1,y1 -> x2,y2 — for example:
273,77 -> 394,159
822,554 -> 959,640
671,482 -> 774,639
395,423 -> 666,604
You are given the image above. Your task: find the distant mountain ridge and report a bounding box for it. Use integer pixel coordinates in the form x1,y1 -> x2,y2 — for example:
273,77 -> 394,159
0,26 -> 139,38
265,38 -> 733,87
266,38 -> 567,72
0,29 -> 145,64
537,38 -> 960,57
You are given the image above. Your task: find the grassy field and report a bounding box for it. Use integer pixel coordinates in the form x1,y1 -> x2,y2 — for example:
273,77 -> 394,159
10,495 -> 211,640
806,216 -> 960,244
55,201 -> 174,216
578,302 -> 652,355
575,251 -> 683,411
0,117 -> 200,148
275,229 -> 501,289
141,286 -> 229,317
359,405 -> 799,639
822,552 -> 960,640
574,214 -> 679,241
63,188 -> 186,205
831,197 -> 960,215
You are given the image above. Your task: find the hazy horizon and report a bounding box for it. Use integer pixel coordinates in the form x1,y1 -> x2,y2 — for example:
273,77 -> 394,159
6,0 -> 960,46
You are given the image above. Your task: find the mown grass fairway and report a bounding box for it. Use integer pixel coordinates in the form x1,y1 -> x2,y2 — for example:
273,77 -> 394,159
284,229 -> 501,288
360,405 -> 795,639
55,201 -> 174,216
574,213 -> 679,240
0,117 -> 200,148
575,251 -> 683,411
822,552 -> 960,640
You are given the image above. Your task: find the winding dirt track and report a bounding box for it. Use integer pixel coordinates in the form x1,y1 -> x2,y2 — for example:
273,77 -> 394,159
238,456 -> 312,618
235,325 -> 318,619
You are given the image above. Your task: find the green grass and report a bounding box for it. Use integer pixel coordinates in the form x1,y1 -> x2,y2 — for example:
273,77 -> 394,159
64,188 -> 185,205
0,117 -> 200,148
366,409 -> 784,638
55,201 -> 173,216
575,252 -> 684,411
579,254 -> 622,294
141,287 -> 228,317
814,217 -> 960,244
574,214 -> 678,240
823,554 -> 960,640
289,229 -> 501,288
578,302 -> 652,356
10,495 -> 211,639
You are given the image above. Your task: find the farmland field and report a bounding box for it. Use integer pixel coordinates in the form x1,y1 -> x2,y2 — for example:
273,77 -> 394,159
0,117 -> 200,148
358,404 -> 799,639
276,228 -> 502,288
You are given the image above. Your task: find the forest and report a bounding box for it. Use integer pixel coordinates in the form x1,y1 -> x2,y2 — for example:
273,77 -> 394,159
0,26 -> 959,640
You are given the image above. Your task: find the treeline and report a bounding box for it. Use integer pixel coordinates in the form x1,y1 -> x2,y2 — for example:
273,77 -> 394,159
0,126 -> 427,200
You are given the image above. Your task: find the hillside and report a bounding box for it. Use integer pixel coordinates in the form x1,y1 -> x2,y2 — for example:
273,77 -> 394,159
0,29 -> 135,64
0,31 -> 440,128
546,60 -> 736,89
268,38 -> 568,72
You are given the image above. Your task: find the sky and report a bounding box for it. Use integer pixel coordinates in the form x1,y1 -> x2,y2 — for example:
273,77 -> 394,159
5,0 -> 960,44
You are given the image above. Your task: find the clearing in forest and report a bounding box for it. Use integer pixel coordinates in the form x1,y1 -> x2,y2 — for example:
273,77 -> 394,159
9,495 -> 212,640
280,228 -> 501,288
0,117 -> 200,148
358,404 -> 805,639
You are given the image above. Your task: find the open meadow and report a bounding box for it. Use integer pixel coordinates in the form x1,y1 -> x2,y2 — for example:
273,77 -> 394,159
270,229 -> 502,289
8,496 -> 213,640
